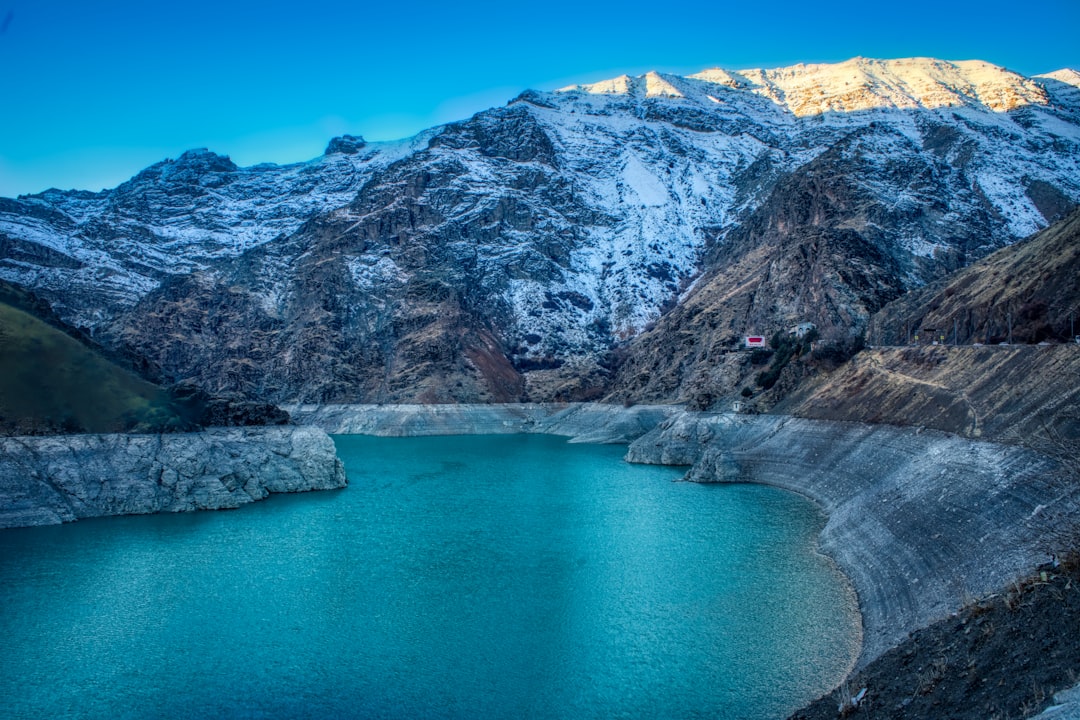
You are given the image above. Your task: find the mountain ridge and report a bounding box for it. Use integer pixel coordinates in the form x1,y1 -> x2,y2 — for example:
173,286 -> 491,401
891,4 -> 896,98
562,57 -> 1059,115
1,56 -> 1077,404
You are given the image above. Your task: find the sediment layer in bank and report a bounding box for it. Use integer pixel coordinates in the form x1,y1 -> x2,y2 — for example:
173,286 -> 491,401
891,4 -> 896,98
286,402 -> 676,443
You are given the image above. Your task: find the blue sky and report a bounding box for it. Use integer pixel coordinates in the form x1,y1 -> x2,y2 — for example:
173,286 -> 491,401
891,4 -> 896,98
1,0 -> 1078,198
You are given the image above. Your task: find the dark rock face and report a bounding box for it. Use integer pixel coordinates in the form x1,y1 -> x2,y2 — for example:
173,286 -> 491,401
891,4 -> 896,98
325,134 -> 366,155
430,105 -> 559,164
167,384 -> 292,427
1026,179 -> 1076,224
605,124 -> 1011,403
2,60 -> 1078,403
791,559 -> 1080,720
0,141 -> 406,329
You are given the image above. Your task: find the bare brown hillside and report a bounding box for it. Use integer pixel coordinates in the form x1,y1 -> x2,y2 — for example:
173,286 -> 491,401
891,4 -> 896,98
776,345 -> 1080,443
869,207 -> 1080,347
775,208 -> 1080,443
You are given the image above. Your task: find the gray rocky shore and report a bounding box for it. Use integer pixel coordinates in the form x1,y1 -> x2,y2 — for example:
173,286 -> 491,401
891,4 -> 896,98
624,411 -> 1070,670
0,426 -> 346,529
285,402 -> 676,443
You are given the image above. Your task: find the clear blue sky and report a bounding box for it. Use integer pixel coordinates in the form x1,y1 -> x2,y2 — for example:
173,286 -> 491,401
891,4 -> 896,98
1,0 -> 1077,198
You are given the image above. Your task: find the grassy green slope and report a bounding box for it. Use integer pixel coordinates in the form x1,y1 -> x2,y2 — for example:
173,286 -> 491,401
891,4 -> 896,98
0,301 -> 189,434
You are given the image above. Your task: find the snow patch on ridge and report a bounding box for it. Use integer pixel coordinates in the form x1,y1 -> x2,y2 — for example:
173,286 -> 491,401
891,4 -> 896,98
666,57 -> 1049,115
645,71 -> 684,98
621,155 -> 669,206
346,256 -> 407,288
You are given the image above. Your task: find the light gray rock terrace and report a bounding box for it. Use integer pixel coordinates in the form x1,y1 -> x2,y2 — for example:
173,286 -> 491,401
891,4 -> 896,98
0,426 -> 346,529
627,411 -> 1072,668
285,402 -> 676,444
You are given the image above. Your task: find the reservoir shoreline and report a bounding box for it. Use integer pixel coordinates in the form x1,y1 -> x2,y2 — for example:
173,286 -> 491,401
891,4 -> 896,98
2,402 -> 1070,690
291,402 -> 1070,672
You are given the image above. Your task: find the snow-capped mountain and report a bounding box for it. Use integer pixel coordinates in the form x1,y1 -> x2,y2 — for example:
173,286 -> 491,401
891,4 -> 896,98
1,58 -> 1078,403
0,134 -> 427,328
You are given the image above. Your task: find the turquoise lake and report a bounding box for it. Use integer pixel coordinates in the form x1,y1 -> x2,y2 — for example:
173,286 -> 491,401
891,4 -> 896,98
0,434 -> 859,719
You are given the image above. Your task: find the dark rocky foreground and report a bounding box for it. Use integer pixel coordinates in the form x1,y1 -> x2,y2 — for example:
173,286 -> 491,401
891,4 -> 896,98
791,558 -> 1080,720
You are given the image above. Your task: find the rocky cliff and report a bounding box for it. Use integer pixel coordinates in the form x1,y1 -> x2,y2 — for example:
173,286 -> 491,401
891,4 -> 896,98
766,209 -> 1080,441
0,425 -> 347,528
608,204 -> 1080,410
2,58 -> 1078,404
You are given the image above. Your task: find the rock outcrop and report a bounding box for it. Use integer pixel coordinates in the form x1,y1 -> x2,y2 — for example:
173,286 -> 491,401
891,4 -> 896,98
868,207 -> 1080,347
0,426 -> 347,528
626,411 -> 1073,668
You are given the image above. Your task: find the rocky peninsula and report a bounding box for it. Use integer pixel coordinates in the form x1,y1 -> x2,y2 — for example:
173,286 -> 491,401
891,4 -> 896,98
0,426 -> 346,529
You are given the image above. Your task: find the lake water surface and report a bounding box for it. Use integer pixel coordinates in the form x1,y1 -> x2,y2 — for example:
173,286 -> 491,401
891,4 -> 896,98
0,434 -> 859,719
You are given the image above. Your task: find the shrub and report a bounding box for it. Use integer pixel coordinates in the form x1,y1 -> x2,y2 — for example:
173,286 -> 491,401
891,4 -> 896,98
749,348 -> 774,365
812,334 -> 866,365
756,366 -> 783,390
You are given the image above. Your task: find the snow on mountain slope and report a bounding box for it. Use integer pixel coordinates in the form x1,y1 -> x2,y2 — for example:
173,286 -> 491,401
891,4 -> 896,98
556,58 -> 1079,239
511,95 -> 779,342
569,57 -> 1050,114
2,57 -> 1079,402
1036,68 -> 1080,116
0,135 -> 427,327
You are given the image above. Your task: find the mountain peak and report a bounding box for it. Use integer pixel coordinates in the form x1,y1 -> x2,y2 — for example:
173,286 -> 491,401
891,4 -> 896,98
560,74 -> 635,95
1037,68 -> 1080,88
559,57 -> 1049,115
324,134 -> 367,155
172,148 -> 239,172
644,71 -> 684,98
697,57 -> 1048,115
